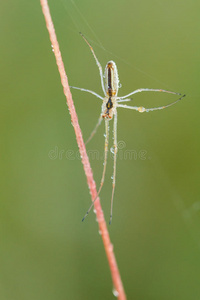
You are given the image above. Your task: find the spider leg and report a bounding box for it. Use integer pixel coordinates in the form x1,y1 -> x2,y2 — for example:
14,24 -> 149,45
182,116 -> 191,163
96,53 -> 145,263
109,111 -> 117,224
80,33 -> 106,96
70,86 -> 103,100
119,88 -> 181,100
117,98 -> 132,103
82,119 -> 109,221
117,94 -> 185,112
85,114 -> 103,144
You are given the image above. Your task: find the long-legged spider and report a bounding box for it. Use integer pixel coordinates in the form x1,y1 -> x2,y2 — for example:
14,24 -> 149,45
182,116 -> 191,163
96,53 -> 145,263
70,33 -> 185,224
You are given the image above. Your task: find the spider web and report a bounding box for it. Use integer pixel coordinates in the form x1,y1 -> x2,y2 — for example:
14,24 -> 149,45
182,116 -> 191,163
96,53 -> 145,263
59,0 -> 200,248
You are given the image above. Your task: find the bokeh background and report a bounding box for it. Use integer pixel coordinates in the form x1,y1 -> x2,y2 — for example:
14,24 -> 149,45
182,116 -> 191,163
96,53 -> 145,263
1,0 -> 200,299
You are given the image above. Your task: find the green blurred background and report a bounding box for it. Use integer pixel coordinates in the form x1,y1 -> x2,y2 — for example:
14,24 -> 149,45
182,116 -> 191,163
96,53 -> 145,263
1,0 -> 200,299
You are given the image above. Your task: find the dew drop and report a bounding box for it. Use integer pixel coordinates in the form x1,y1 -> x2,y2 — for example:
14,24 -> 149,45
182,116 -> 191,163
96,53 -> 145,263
98,230 -> 102,235
93,208 -> 97,214
110,147 -> 114,154
112,287 -> 119,297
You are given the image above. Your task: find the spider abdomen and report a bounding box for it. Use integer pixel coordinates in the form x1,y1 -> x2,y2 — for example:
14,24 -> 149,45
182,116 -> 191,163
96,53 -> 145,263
105,61 -> 119,97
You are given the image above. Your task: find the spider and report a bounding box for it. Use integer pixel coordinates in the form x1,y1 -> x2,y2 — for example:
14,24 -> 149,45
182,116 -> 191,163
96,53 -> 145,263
70,33 -> 185,224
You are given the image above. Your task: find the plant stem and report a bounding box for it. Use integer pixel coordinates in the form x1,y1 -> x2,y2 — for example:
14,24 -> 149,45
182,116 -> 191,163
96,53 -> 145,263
40,1 -> 126,299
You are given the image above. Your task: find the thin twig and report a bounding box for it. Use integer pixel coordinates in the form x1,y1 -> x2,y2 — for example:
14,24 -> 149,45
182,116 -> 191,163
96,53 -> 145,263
40,1 -> 126,299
